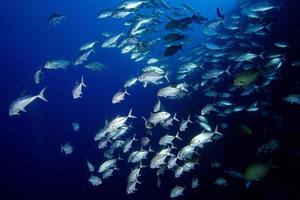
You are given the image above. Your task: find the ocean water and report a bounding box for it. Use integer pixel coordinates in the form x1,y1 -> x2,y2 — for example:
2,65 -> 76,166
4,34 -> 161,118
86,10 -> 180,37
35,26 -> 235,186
0,0 -> 300,199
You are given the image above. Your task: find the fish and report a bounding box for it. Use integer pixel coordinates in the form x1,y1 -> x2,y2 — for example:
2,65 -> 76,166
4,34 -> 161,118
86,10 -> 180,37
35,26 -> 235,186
72,122 -> 80,132
61,143 -> 73,155
74,49 -> 94,66
97,9 -> 113,19
214,177 -> 228,186
48,13 -> 65,25
191,177 -> 199,188
80,41 -> 98,51
159,132 -> 182,146
140,137 -> 150,147
138,71 -> 169,87
147,111 -> 171,126
124,77 -> 138,88
44,59 -> 70,69
118,0 -> 146,10
112,89 -> 129,104
153,98 -> 161,112
283,94 -> 300,105
105,109 -> 136,133
170,185 -> 184,198
34,68 -> 43,84
87,160 -> 95,172
244,163 -> 272,181
85,62 -> 106,71
189,126 -> 222,148
102,166 -> 119,179
234,70 -> 261,87
98,156 -> 122,173
201,66 -> 231,79
9,88 -> 47,116
88,175 -> 102,186
102,33 -> 124,48
72,76 -> 87,99
123,134 -> 138,153
179,115 -> 192,131
164,45 -> 182,56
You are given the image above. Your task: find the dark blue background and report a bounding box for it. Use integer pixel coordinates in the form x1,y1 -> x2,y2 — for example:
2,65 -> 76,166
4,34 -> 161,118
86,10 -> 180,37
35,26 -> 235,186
0,0 -> 299,200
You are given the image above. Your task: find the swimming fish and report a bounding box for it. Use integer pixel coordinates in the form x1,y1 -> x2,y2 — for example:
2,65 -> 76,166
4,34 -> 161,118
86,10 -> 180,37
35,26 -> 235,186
9,88 -> 47,116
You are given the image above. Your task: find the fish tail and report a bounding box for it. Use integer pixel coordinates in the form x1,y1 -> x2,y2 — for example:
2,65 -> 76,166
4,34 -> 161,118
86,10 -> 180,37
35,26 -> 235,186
81,76 -> 87,87
173,113 -> 179,122
139,161 -> 146,169
141,116 -> 148,126
259,51 -> 265,60
38,87 -> 48,102
164,71 -> 170,82
125,88 -> 130,95
214,125 -> 223,136
148,145 -> 154,153
133,133 -> 138,141
175,132 -> 182,141
187,115 -> 192,124
225,65 -> 232,76
128,108 -> 137,119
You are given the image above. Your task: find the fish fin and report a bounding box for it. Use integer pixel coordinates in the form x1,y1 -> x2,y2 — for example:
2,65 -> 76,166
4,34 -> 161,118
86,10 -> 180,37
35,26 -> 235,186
259,51 -> 265,60
128,108 -> 136,119
141,116 -> 148,126
38,87 -> 48,102
214,125 -> 223,136
164,71 -> 170,82
81,76 -> 87,87
132,133 -> 138,141
175,132 -> 182,140
148,145 -> 154,153
124,88 -> 130,95
173,113 -> 179,122
225,65 -> 231,76
139,161 -> 146,169
143,82 -> 148,88
187,115 -> 192,124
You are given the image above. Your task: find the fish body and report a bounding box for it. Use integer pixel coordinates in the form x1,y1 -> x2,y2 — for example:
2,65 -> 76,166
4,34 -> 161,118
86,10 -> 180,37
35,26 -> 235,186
112,89 -> 129,104
234,70 -> 260,86
244,163 -> 271,181
85,62 -> 106,71
88,175 -> 102,186
44,59 -> 70,69
34,69 -> 43,84
138,71 -> 169,87
170,185 -> 184,198
164,45 -> 182,56
80,41 -> 98,51
48,13 -> 65,25
148,111 -> 171,126
72,76 -> 87,99
61,143 -> 73,155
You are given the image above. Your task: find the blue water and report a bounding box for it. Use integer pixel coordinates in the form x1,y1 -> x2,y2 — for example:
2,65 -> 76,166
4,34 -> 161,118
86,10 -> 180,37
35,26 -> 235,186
0,0 -> 299,199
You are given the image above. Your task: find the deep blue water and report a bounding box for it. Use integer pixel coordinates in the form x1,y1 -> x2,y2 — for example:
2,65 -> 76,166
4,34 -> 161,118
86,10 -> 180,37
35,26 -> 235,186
0,0 -> 300,199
